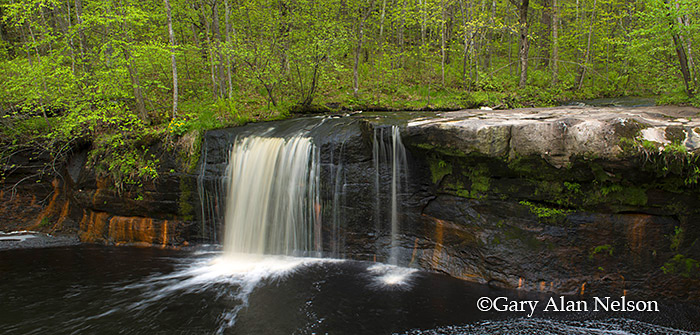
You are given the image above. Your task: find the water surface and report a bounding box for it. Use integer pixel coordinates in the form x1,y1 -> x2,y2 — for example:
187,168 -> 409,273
1,245 -> 698,334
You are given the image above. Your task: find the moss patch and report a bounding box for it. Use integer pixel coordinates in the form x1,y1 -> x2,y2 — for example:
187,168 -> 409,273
178,178 -> 195,221
519,200 -> 571,223
465,164 -> 491,198
428,158 -> 452,184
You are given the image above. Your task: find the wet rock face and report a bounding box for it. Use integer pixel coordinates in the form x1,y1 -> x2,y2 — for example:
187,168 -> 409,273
0,141 -> 201,247
399,106 -> 700,301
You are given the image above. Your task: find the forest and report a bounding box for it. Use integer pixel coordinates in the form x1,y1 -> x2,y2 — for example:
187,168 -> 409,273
0,0 -> 699,187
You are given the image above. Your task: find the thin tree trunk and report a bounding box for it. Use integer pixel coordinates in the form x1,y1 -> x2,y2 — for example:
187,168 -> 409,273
441,2 -> 446,85
512,0 -> 530,88
353,0 -> 376,96
459,0 -> 469,84
540,0 -> 552,67
201,6 -> 217,98
123,48 -> 149,123
117,0 -> 149,123
551,0 -> 559,85
212,0 -> 225,99
420,0 -> 427,48
379,0 -> 387,41
65,0 -> 76,74
164,0 -> 178,118
0,6 -> 5,45
75,0 -> 86,70
672,32 -> 693,97
26,21 -> 52,130
397,0 -> 406,67
485,0 -> 495,69
576,0 -> 596,90
663,0 -> 693,97
675,3 -> 696,87
224,0 -> 233,99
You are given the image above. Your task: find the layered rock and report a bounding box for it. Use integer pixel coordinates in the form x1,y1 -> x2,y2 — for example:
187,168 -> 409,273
399,106 -> 700,301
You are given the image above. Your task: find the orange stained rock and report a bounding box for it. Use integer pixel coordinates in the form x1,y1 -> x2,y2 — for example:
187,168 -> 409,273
108,216 -> 156,244
34,178 -> 61,228
540,281 -> 546,291
432,218 -> 445,269
628,214 -> 651,257
455,272 -> 480,281
580,282 -> 586,296
56,200 -> 71,227
409,237 -> 419,266
161,220 -> 169,247
79,211 -> 110,242
518,277 -> 523,289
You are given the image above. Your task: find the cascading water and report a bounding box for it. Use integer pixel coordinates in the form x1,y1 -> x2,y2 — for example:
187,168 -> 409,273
202,118 -> 409,265
222,135 -> 321,256
373,125 -> 408,265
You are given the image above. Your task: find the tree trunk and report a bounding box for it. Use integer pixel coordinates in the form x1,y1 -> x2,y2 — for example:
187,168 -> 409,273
123,49 -> 149,123
671,33 -> 694,98
397,0 -> 406,67
212,0 -> 226,99
117,0 -> 149,123
26,22 -> 52,130
65,0 -> 76,74
514,0 -> 530,88
675,3 -> 697,87
440,4 -> 446,85
74,0 -> 86,64
353,0 -> 376,96
201,5 -> 217,98
224,0 -> 233,99
0,6 -> 5,45
664,0 -> 693,97
540,0 -> 552,67
551,0 -> 559,85
576,0 -> 596,90
484,0 -> 495,69
379,0 -> 386,41
164,0 -> 178,118
458,0 -> 473,85
420,0 -> 427,48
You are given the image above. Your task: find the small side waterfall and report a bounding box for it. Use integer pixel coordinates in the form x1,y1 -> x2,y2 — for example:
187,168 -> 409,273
222,135 -> 321,256
373,125 -> 408,264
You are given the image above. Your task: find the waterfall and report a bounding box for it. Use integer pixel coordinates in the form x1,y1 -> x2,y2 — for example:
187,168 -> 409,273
208,119 -> 409,264
222,135 -> 321,256
373,125 -> 408,264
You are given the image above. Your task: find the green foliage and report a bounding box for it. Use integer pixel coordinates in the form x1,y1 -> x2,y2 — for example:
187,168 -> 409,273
2,0 -> 700,194
465,164 -> 491,198
619,137 -> 700,189
428,158 -> 452,184
668,226 -> 684,252
564,182 -> 582,194
39,217 -> 51,228
662,254 -> 699,278
87,128 -> 162,193
519,200 -> 571,222
589,244 -> 614,260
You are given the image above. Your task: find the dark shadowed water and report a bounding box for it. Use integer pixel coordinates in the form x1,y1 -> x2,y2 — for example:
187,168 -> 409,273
1,245 -> 698,334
